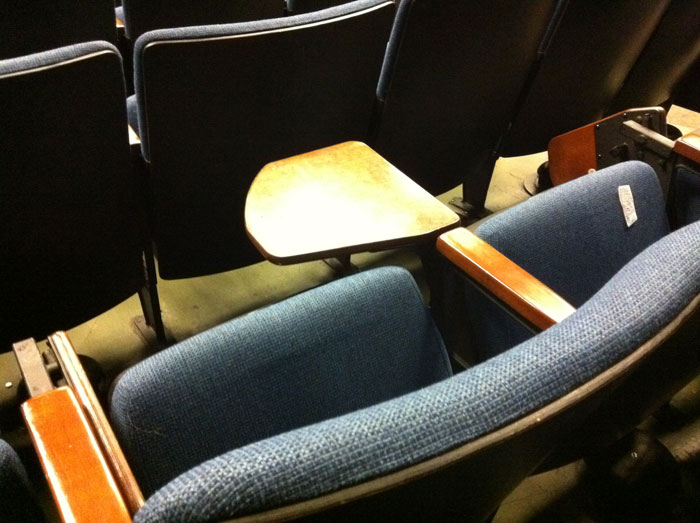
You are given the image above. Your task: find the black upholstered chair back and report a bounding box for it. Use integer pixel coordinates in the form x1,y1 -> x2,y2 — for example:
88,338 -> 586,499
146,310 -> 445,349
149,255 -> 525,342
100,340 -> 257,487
287,0 -> 351,14
503,0 -> 672,157
373,0 -> 560,206
0,42 -> 149,349
609,0 -> 700,114
134,0 -> 395,278
0,0 -> 116,59
121,0 -> 285,41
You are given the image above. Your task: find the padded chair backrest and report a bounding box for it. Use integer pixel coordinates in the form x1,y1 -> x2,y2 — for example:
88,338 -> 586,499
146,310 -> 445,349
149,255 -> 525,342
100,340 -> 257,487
287,0 -> 351,14
134,0 -> 395,278
121,0 -> 285,41
0,439 -> 45,523
123,219 -> 700,522
503,0 -> 671,156
0,0 -> 116,59
0,42 -> 146,349
609,0 -> 700,113
469,161 -> 670,359
111,266 -> 451,495
373,0 -> 560,205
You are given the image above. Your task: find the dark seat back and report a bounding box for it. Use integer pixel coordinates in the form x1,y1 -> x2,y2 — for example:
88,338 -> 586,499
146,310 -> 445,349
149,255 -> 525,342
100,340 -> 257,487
121,0 -> 285,40
373,0 -> 560,204
0,42 -> 148,348
609,0 -> 700,113
504,0 -> 671,157
134,0 -> 395,278
287,0 -> 351,14
0,0 -> 116,59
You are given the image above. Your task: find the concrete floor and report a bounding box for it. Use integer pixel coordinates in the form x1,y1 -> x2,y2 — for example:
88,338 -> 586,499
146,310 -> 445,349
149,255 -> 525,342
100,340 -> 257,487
2,106 -> 700,521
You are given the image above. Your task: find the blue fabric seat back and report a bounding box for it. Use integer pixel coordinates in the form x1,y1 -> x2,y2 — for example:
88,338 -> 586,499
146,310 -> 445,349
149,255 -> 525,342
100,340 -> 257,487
0,440 -> 45,523
132,0 -> 395,278
476,161 -> 669,307
132,219 -> 700,523
111,266 -> 450,495
468,161 -> 669,359
0,42 -> 147,349
121,0 -> 284,41
0,0 -> 116,59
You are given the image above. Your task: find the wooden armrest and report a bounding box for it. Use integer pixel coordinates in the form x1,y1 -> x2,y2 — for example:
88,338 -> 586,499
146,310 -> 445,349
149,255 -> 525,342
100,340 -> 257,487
23,387 -> 131,523
437,228 -> 575,331
674,127 -> 700,165
547,107 -> 668,185
48,332 -> 144,515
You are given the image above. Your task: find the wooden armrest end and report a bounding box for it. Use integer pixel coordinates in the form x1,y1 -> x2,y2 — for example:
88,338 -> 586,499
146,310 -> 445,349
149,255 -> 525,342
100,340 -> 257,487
437,228 -> 575,331
674,128 -> 700,165
23,387 -> 131,523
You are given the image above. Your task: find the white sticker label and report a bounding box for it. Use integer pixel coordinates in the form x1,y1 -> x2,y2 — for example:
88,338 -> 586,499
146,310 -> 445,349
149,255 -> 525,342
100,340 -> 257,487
618,185 -> 637,228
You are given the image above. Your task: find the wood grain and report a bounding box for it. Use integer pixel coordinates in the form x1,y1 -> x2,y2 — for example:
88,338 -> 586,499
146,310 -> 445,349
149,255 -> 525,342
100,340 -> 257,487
23,387 -> 131,523
674,127 -> 700,165
547,122 -> 597,186
245,141 -> 459,264
49,332 -> 144,515
437,228 -> 576,330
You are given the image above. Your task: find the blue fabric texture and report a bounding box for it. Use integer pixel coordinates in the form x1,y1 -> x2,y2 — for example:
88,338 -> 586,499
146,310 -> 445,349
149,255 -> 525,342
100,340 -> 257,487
133,219 -> 700,522
111,266 -> 450,496
132,0 -> 389,159
476,161 -> 669,307
0,40 -> 120,76
672,164 -> 700,227
0,440 -> 45,523
470,161 -> 669,359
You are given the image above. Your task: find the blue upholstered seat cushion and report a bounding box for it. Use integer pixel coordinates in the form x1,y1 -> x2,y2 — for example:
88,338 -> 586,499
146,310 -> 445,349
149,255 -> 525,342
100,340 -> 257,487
0,440 -> 45,523
133,220 -> 700,523
111,266 -> 450,495
468,160 -> 670,359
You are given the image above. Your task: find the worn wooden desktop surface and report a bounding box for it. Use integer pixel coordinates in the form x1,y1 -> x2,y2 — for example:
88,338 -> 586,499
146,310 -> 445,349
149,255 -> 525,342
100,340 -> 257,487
245,141 -> 460,264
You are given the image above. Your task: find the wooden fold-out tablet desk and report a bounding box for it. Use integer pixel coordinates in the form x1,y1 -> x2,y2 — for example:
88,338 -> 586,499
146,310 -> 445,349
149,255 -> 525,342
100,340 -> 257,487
245,141 -> 460,267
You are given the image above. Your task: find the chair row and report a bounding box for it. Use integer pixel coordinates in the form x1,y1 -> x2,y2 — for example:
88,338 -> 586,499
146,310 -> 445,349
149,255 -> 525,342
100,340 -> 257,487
6,160 -> 700,522
124,0 -> 700,278
0,0 -> 357,61
3,2 -> 700,350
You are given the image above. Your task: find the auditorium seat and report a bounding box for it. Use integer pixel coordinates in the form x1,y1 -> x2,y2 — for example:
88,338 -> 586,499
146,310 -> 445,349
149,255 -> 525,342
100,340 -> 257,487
102,209 -> 700,521
373,0 -> 561,211
119,0 -> 285,41
448,161 -> 670,361
132,0 -> 395,278
0,0 -> 116,59
0,42 -> 164,349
